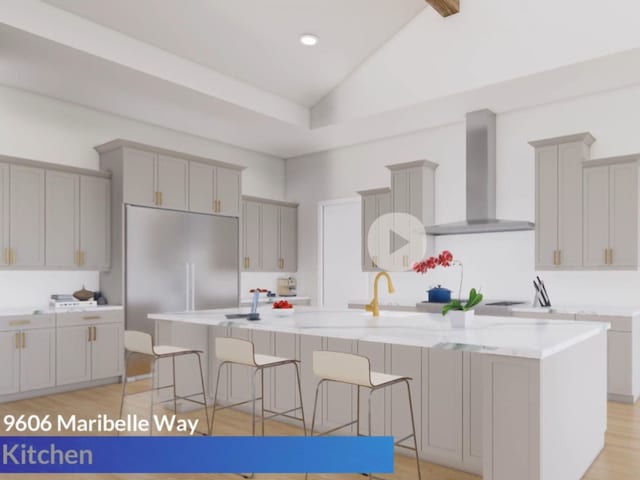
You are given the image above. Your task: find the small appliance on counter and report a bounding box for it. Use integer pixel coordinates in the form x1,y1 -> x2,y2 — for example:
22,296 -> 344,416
49,294 -> 97,309
426,285 -> 452,303
277,277 -> 297,297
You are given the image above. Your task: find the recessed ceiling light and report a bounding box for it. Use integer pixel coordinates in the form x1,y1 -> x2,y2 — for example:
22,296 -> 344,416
299,34 -> 319,46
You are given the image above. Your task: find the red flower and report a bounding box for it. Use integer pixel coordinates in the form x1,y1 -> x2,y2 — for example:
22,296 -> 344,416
437,250 -> 453,267
413,251 -> 455,274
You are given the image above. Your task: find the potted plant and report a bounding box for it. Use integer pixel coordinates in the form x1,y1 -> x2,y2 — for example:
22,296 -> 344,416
413,251 -> 483,328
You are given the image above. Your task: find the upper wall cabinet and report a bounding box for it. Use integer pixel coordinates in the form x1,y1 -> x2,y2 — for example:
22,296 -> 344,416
358,188 -> 391,272
387,160 -> 437,269
0,163 -> 46,268
530,133 -> 595,270
583,157 -> 639,269
189,161 -> 241,217
96,140 -> 245,217
241,196 -> 298,272
0,156 -> 110,271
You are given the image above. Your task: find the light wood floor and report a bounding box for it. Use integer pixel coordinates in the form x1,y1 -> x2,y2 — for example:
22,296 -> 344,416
1,381 -> 638,479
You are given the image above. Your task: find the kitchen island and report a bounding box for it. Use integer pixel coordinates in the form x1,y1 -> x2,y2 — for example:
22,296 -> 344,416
149,308 -> 609,480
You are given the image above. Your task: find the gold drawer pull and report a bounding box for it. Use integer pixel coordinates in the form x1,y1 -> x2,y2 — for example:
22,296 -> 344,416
15,333 -> 19,350
10,248 -> 15,265
9,320 -> 30,327
21,332 -> 26,349
83,316 -> 100,321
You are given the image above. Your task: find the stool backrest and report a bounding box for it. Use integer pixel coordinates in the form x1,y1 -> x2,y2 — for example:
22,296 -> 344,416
215,337 -> 256,366
313,351 -> 372,386
124,330 -> 154,356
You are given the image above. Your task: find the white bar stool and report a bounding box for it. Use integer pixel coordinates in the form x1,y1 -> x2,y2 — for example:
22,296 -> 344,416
119,330 -> 209,435
209,337 -> 306,437
308,350 -> 421,480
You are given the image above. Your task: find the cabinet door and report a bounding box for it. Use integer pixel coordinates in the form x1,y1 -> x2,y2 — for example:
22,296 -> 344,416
557,143 -> 583,267
56,325 -> 91,386
609,163 -> 638,268
123,148 -> 156,207
80,176 -> 110,270
261,203 -> 280,271
390,345 -> 421,445
377,193 -> 391,271
45,171 -> 79,268
0,331 -> 20,395
20,328 -> 55,391
189,162 -> 214,214
272,332 -> 297,416
463,352 -> 483,468
9,165 -> 45,267
535,145 -> 558,269
361,195 -> 377,271
242,201 -> 261,271
280,206 -> 297,271
391,171 -> 409,214
422,348 -> 463,461
216,167 -> 241,217
92,323 -> 124,380
227,328 -> 253,409
583,166 -> 610,267
157,154 -> 188,210
608,331 -> 632,396
0,164 -> 10,267
323,338 -> 356,432
391,171 -> 410,270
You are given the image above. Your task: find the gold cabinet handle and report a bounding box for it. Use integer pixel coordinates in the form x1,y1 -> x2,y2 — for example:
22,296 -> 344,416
159,192 -> 163,205
81,251 -> 85,266
247,257 -> 250,268
15,332 -> 20,350
10,248 -> 15,265
604,249 -> 608,265
154,192 -> 158,205
88,326 -> 92,342
217,199 -> 222,212
83,316 -> 100,321
608,248 -> 614,265
557,250 -> 561,266
94,326 -> 97,342
21,332 -> 26,349
212,200 -> 216,212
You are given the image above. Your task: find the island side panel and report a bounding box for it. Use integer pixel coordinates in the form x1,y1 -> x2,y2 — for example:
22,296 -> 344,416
482,330 -> 607,480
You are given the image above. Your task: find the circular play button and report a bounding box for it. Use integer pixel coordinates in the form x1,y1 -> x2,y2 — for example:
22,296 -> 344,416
367,213 -> 427,272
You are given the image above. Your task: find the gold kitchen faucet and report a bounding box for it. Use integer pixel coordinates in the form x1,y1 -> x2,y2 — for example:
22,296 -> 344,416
365,271 -> 395,317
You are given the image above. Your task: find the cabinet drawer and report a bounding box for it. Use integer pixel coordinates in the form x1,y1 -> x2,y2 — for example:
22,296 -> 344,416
512,311 -> 576,321
576,314 -> 631,332
0,314 -> 54,331
56,310 -> 124,327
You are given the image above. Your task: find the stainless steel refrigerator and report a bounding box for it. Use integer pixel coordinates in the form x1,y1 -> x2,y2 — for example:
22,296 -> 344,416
125,205 -> 239,336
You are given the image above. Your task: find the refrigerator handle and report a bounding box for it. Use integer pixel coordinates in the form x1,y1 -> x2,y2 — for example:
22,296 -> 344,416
185,262 -> 191,311
191,263 -> 196,311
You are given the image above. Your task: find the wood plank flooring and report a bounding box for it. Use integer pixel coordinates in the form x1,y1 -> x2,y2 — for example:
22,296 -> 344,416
0,381 -> 638,479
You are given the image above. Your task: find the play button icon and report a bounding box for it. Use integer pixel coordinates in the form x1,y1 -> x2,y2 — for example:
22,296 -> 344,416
367,213 -> 428,271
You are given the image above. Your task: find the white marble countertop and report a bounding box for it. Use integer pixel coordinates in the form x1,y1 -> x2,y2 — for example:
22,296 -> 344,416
511,305 -> 640,317
240,296 -> 311,305
149,307 -> 610,360
0,305 -> 123,317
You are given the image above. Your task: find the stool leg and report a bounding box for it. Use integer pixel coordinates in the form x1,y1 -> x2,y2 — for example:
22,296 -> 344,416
149,357 -> 156,436
209,361 -> 226,435
404,379 -> 422,480
260,368 -> 265,436
195,352 -> 210,435
119,352 -> 130,419
171,355 -> 178,415
293,362 -> 307,435
251,368 -> 259,436
368,389 -> 373,479
305,379 -> 324,480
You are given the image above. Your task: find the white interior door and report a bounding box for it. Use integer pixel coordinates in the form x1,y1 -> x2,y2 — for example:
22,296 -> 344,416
321,200 -> 368,308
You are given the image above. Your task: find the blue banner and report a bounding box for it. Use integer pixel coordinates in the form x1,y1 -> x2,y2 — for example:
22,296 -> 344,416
0,436 -> 394,473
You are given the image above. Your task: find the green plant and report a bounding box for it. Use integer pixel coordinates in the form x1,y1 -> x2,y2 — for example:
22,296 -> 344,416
442,288 -> 483,316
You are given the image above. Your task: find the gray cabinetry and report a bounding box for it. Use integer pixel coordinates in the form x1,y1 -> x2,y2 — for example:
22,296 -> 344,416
45,170 -> 79,268
583,156 -> 638,269
122,148 -> 156,207
0,164 -> 8,267
216,167 -> 241,217
241,196 -> 298,272
530,133 -> 594,269
157,154 -> 188,210
358,188 -> 391,271
189,162 -> 241,217
45,171 -> 110,270
9,165 -> 45,267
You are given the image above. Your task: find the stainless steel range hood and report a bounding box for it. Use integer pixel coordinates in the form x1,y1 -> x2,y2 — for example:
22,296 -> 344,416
425,109 -> 534,235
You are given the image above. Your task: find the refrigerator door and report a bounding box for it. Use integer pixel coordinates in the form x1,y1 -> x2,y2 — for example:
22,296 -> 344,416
188,213 -> 239,309
126,206 -> 189,336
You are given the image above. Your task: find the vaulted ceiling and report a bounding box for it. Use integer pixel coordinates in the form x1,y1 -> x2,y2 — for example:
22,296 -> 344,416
2,0 -> 640,158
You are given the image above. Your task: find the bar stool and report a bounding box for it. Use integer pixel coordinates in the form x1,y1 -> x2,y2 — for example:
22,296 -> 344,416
308,351 -> 421,480
119,330 -> 209,435
209,337 -> 306,437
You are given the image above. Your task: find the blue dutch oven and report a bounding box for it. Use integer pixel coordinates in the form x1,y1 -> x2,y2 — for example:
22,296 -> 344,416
427,285 -> 452,303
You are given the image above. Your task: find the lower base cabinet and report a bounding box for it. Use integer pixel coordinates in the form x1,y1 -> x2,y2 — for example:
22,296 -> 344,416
56,311 -> 123,387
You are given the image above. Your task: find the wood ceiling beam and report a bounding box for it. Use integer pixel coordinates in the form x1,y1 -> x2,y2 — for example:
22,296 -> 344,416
425,0 -> 459,17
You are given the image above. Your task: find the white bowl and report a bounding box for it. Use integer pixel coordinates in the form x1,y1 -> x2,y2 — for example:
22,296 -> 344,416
272,308 -> 295,317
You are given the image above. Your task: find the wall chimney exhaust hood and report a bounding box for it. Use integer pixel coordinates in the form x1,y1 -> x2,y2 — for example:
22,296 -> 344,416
425,109 -> 534,235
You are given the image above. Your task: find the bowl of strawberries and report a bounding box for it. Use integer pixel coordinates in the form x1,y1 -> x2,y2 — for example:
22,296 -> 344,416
272,300 -> 294,317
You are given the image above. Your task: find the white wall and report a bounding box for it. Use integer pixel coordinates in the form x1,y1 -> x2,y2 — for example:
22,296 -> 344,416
0,85 -> 286,308
289,83 -> 640,307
